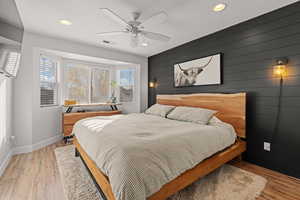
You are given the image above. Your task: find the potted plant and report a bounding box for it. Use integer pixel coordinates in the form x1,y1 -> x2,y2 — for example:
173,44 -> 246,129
110,80 -> 117,103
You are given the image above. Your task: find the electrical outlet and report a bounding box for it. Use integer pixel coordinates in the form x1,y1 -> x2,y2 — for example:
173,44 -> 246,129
264,142 -> 271,151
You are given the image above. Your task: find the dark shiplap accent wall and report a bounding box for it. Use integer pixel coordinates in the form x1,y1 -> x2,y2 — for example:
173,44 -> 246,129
148,2 -> 300,178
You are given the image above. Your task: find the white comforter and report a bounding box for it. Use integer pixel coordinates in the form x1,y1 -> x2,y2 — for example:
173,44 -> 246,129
74,113 -> 236,200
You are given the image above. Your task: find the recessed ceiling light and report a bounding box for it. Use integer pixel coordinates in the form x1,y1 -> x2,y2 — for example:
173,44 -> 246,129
141,42 -> 148,47
213,3 -> 226,12
59,19 -> 72,25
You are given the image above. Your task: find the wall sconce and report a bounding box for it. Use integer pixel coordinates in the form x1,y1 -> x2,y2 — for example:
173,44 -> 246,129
272,57 -> 288,143
273,58 -> 288,78
149,78 -> 157,88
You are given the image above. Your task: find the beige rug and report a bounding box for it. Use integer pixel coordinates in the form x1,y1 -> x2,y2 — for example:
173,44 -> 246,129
55,146 -> 267,200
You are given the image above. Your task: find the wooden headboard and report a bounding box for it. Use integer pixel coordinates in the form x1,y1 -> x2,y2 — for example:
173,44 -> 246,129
157,93 -> 246,138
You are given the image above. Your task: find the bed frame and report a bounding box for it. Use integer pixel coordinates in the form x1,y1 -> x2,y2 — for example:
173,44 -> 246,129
74,93 -> 247,200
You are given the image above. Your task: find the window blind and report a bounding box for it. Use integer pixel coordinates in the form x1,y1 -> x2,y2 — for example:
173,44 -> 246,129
5,51 -> 21,77
40,56 -> 58,106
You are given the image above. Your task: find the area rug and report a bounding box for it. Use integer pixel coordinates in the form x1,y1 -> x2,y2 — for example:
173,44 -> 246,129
55,145 -> 267,200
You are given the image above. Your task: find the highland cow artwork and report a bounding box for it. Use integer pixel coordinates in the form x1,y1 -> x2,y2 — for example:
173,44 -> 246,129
174,54 -> 221,87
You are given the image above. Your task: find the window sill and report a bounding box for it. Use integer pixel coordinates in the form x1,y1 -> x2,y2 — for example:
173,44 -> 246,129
40,104 -> 61,108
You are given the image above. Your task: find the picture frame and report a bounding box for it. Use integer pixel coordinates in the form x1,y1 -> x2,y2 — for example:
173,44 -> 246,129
174,53 -> 222,87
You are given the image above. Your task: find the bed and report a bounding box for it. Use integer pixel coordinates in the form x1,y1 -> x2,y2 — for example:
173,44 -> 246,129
73,93 -> 246,200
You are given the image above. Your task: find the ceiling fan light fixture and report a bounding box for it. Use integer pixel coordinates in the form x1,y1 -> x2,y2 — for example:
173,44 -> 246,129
213,3 -> 226,12
141,42 -> 148,47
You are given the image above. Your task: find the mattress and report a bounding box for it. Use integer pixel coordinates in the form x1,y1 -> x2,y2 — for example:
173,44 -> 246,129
74,113 -> 236,200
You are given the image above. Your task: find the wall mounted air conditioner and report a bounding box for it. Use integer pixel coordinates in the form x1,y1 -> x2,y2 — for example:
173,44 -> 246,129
0,44 -> 21,78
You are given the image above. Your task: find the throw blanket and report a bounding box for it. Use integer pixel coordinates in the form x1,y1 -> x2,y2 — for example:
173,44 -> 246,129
74,113 -> 236,200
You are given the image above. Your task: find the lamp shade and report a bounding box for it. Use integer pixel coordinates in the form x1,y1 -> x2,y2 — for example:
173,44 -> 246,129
273,65 -> 287,77
149,78 -> 157,88
149,81 -> 155,88
273,58 -> 288,77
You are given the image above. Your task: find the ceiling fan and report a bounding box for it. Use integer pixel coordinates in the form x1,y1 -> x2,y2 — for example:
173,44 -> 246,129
97,8 -> 171,47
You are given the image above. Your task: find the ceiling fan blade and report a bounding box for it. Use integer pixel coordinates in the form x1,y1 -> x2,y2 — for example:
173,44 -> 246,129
96,31 -> 128,36
141,12 -> 167,27
141,31 -> 170,42
100,8 -> 129,27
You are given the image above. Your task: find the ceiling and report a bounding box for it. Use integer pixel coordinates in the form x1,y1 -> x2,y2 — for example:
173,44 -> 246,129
15,0 -> 298,57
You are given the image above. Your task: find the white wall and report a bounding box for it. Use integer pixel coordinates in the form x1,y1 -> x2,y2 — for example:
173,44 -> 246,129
14,31 -> 148,151
0,77 -> 13,176
0,21 -> 23,44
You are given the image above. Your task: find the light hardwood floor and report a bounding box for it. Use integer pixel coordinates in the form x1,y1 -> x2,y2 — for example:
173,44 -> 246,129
0,141 -> 300,200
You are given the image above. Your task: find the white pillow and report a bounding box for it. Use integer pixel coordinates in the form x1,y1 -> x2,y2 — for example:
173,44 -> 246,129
167,106 -> 217,125
145,104 -> 175,117
208,116 -> 236,135
208,116 -> 223,124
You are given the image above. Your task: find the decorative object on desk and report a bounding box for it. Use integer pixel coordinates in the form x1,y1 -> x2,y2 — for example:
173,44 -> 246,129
110,97 -> 117,103
64,100 -> 77,113
109,80 -> 118,103
174,53 -> 221,87
64,99 -> 77,106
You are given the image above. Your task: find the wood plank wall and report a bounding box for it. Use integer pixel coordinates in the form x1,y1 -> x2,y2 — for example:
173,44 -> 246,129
148,2 -> 300,178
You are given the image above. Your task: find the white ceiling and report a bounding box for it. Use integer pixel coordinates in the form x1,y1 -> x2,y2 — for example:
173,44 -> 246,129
15,0 -> 298,57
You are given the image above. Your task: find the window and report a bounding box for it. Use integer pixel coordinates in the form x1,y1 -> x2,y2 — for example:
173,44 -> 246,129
39,55 -> 58,106
63,61 -> 110,104
91,68 -> 110,103
118,69 -> 135,102
0,77 -> 6,146
4,51 -> 21,77
64,63 -> 90,104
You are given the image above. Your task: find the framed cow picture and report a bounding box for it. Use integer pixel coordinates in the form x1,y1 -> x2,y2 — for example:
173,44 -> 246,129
174,53 -> 221,87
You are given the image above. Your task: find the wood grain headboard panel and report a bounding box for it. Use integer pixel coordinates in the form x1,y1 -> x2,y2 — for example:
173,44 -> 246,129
157,93 -> 246,138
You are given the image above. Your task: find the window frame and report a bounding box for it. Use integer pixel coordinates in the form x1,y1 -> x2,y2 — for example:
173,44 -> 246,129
39,54 -> 60,107
116,67 -> 137,104
116,65 -> 138,103
0,76 -> 7,145
91,67 -> 111,103
62,59 -> 113,105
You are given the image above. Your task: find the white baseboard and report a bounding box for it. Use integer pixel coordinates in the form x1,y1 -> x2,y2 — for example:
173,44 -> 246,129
13,134 -> 62,155
13,143 -> 34,155
0,150 -> 13,177
31,134 -> 63,152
